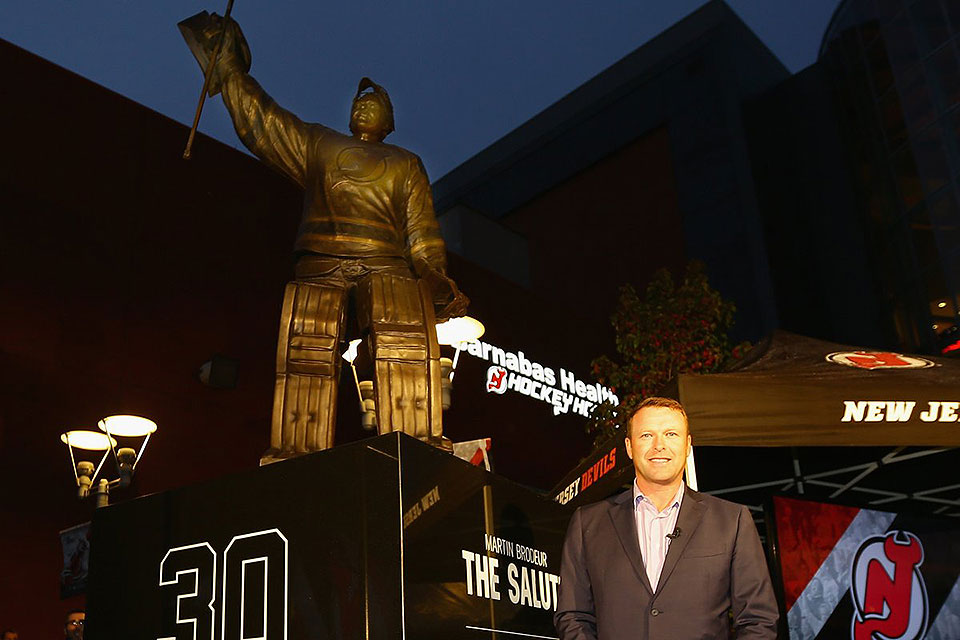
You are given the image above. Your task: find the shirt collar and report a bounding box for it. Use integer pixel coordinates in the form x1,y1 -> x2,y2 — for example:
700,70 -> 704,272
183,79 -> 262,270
633,479 -> 685,513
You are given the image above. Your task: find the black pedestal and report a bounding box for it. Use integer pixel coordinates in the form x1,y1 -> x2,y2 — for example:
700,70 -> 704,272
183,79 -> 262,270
86,433 -> 571,640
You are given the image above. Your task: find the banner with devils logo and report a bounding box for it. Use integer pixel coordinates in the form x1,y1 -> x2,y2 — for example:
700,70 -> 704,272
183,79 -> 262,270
768,496 -> 960,640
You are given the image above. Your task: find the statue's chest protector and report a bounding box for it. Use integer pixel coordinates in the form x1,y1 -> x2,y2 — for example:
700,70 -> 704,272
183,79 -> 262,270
313,138 -> 406,229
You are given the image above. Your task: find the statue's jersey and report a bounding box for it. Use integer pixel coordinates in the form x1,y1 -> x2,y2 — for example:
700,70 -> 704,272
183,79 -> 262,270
220,71 -> 446,268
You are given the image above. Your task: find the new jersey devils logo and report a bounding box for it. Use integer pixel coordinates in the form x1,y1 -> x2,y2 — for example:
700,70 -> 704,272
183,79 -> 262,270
850,531 -> 928,640
826,351 -> 935,370
486,366 -> 507,394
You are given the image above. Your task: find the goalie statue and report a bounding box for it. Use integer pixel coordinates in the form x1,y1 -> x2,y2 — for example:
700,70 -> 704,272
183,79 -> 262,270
180,12 -> 468,461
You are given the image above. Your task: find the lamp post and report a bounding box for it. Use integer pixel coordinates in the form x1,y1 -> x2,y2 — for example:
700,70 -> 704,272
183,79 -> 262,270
341,317 -> 486,428
60,431 -> 116,507
435,316 -> 485,410
341,339 -> 378,430
60,415 -> 157,507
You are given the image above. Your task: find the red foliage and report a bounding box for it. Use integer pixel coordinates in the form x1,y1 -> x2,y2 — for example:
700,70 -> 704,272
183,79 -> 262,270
588,262 -> 748,443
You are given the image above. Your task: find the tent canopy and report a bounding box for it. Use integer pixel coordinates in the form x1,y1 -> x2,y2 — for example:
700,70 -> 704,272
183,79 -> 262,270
678,331 -> 960,447
552,331 -> 960,512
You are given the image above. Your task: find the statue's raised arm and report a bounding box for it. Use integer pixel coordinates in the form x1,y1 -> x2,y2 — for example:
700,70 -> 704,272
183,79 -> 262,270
178,11 -> 468,460
180,12 -> 309,186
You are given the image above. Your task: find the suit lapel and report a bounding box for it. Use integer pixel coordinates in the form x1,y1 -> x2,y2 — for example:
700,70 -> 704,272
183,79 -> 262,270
655,486 -> 706,593
609,491 -> 655,596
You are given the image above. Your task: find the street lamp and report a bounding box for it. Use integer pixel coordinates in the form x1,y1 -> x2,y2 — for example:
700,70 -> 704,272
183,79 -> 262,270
435,316 -> 485,410
341,339 -> 377,431
60,431 -> 116,505
340,316 -> 486,426
60,415 -> 157,507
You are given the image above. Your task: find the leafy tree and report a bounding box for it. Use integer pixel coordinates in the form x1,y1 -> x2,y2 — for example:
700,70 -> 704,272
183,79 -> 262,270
588,261 -> 749,444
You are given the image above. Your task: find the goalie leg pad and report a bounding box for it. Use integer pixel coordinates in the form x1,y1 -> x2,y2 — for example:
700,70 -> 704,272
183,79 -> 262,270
358,271 -> 442,439
270,280 -> 347,454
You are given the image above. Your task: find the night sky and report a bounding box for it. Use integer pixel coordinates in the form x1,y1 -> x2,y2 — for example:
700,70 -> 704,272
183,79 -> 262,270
1,0 -> 839,180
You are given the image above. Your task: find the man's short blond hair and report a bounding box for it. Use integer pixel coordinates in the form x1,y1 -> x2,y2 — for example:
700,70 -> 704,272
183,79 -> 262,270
627,397 -> 688,437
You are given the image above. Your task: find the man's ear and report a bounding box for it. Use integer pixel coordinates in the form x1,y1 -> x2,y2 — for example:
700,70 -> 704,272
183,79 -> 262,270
624,436 -> 634,460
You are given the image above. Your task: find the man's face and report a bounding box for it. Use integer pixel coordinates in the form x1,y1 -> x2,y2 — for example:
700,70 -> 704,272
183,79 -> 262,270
624,406 -> 691,489
349,94 -> 389,138
65,612 -> 84,640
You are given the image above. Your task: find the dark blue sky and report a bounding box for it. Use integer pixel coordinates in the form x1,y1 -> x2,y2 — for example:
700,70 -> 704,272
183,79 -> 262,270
1,0 -> 839,180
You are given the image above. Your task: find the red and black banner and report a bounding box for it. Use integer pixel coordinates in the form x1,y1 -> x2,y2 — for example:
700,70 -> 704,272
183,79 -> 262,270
768,495 -> 960,640
550,435 -> 629,507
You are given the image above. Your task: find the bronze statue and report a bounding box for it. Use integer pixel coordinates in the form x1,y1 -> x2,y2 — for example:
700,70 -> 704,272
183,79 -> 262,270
179,13 -> 468,461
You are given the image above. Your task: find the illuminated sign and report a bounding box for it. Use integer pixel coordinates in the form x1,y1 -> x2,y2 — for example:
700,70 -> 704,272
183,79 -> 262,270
554,445 -> 618,505
460,535 -> 560,611
841,401 -> 959,422
158,529 -> 289,640
459,339 -> 619,417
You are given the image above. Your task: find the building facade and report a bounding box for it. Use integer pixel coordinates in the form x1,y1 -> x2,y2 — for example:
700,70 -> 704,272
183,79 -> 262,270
818,0 -> 960,353
437,0 -> 960,356
435,1 -> 788,346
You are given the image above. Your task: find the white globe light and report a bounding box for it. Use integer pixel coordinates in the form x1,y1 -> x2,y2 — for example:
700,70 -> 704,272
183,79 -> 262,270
98,415 -> 158,437
436,316 -> 485,346
60,430 -> 117,451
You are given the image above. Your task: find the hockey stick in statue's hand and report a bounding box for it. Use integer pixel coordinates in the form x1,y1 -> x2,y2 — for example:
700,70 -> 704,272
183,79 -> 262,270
182,0 -> 236,160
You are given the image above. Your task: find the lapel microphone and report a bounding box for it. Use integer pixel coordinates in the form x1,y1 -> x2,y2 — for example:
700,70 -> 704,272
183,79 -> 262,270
665,527 -> 682,540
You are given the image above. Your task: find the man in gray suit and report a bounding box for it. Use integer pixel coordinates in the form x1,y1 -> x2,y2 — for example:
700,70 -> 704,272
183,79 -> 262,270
555,397 -> 779,639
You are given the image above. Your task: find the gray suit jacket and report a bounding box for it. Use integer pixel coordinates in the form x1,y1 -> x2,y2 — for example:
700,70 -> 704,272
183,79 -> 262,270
554,487 -> 779,640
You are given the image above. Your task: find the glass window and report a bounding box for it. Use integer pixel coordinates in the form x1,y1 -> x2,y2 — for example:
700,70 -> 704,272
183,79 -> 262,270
879,89 -> 908,147
912,122 -> 951,192
898,65 -> 937,129
910,0 -> 950,54
833,2 -> 861,35
894,279 -> 931,346
952,109 -> 960,160
929,186 -> 960,224
894,223 -> 920,273
841,28 -> 866,71
947,0 -> 960,33
892,303 -> 919,346
860,0 -> 881,21
926,45 -> 960,109
911,220 -> 942,271
860,19 -> 883,47
883,14 -> 921,74
866,187 -> 896,225
892,146 -> 925,208
946,252 -> 960,292
867,39 -> 895,94
877,0 -> 904,24
874,230 -> 898,269
928,188 -> 960,258
909,201 -> 931,226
